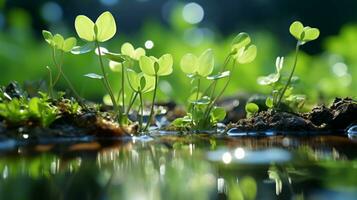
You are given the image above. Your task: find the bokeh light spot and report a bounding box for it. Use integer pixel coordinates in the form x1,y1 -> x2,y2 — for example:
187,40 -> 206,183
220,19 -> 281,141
182,2 -> 204,24
41,2 -> 63,23
145,40 -> 154,49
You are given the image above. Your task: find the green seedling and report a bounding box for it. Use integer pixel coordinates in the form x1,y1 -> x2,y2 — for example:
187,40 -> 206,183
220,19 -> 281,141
245,102 -> 259,118
126,69 -> 155,130
275,21 -> 319,108
258,21 -> 319,111
74,11 -> 120,119
42,30 -> 81,100
139,54 -> 173,131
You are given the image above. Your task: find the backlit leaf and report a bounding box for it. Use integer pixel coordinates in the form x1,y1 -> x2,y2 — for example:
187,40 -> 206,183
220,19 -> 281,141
75,15 -> 95,42
197,49 -> 214,77
231,32 -> 251,52
289,21 -> 304,40
139,56 -> 156,76
62,37 -> 77,52
303,27 -> 320,41
157,54 -> 173,76
95,11 -> 116,42
180,53 -> 198,74
237,45 -> 257,64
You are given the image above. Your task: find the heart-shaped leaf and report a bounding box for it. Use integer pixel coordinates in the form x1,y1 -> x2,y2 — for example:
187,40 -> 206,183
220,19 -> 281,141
95,11 -> 116,42
71,42 -> 95,54
207,71 -> 230,80
231,32 -> 251,52
289,21 -> 304,40
62,37 -> 77,52
197,49 -> 214,77
237,45 -> 257,64
302,27 -> 320,41
75,15 -> 95,42
180,53 -> 198,74
127,69 -> 155,93
140,54 -> 173,76
121,42 -> 146,60
84,73 -> 103,80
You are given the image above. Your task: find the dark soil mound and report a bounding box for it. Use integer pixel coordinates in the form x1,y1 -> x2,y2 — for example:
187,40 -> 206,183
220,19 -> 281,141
233,98 -> 357,132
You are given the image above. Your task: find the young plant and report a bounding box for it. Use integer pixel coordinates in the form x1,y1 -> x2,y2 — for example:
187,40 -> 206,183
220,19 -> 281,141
42,30 -> 80,100
258,21 -> 319,111
74,11 -> 120,117
139,54 -> 173,131
275,21 -> 319,108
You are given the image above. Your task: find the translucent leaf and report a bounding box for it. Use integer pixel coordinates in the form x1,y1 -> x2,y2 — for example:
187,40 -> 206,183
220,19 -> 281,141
211,107 -> 226,121
71,42 -> 95,54
207,71 -> 230,80
139,56 -> 156,76
42,30 -> 53,45
95,11 -> 116,42
133,48 -> 146,60
109,61 -> 122,72
141,74 -> 155,93
180,53 -> 198,74
245,103 -> 259,114
62,37 -> 77,52
84,73 -> 103,79
289,21 -> 304,40
121,42 -> 146,60
237,45 -> 257,64
157,54 -> 173,76
275,56 -> 284,72
197,49 -> 214,77
75,15 -> 95,42
302,27 -> 320,41
231,32 -> 251,51
126,69 -> 140,91
265,97 -> 274,108
53,34 -> 64,49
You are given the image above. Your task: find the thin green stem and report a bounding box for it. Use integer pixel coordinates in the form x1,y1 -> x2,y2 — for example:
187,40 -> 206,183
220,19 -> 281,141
51,48 -> 61,86
276,42 -> 300,109
46,67 -> 54,99
126,92 -> 138,116
121,65 -> 125,111
209,55 -> 232,99
138,91 -> 144,132
144,73 -> 158,132
94,41 -> 118,111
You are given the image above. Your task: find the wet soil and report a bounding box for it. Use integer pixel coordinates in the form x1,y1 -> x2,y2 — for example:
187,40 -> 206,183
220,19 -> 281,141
233,98 -> 357,132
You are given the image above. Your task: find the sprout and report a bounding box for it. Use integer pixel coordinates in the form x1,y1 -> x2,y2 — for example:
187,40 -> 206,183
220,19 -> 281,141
139,54 -> 173,77
257,57 -> 284,85
289,21 -> 320,45
231,33 -> 257,64
180,49 -> 214,77
121,42 -> 146,60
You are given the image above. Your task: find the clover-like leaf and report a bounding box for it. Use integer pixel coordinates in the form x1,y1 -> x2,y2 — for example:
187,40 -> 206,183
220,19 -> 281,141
139,56 -> 156,76
157,54 -> 173,76
207,71 -> 230,80
121,42 -> 146,60
236,45 -> 257,64
127,69 -> 141,91
141,74 -> 155,93
42,30 -> 53,46
126,69 -> 155,93
180,53 -> 198,74
197,49 -> 214,77
62,37 -> 77,52
303,27 -> 320,41
53,34 -> 64,49
231,32 -> 251,52
84,73 -> 103,80
75,15 -> 95,42
95,11 -> 116,42
289,21 -> 304,41
71,42 -> 95,54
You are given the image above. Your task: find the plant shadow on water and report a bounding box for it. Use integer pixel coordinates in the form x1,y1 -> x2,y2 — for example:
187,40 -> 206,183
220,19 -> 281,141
0,132 -> 356,200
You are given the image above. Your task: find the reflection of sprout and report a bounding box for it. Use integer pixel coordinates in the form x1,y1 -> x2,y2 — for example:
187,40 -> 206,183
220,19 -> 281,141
268,166 -> 283,195
222,152 -> 232,164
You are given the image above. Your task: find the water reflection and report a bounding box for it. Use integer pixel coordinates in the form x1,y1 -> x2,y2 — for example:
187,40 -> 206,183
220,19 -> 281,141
0,134 -> 356,199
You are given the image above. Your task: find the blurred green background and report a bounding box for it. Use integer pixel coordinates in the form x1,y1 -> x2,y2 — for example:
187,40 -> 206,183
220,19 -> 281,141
0,0 -> 356,105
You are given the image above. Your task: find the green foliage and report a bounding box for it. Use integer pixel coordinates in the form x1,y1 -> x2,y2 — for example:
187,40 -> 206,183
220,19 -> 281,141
290,21 -> 320,44
42,30 -> 77,53
0,96 -> 58,127
180,49 -> 214,77
245,102 -> 259,117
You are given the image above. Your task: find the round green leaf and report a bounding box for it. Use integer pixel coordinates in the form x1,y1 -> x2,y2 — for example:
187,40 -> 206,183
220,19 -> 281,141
180,53 -> 198,74
126,69 -> 140,92
139,56 -> 156,76
62,37 -> 77,52
95,11 -> 116,42
237,45 -> 257,64
121,42 -> 135,57
211,107 -> 226,121
75,15 -> 95,42
141,74 -> 155,93
302,27 -> 320,41
53,34 -> 64,49
289,21 -> 304,40
157,54 -> 173,76
231,32 -> 251,52
265,97 -> 274,108
245,103 -> 259,114
197,49 -> 214,77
